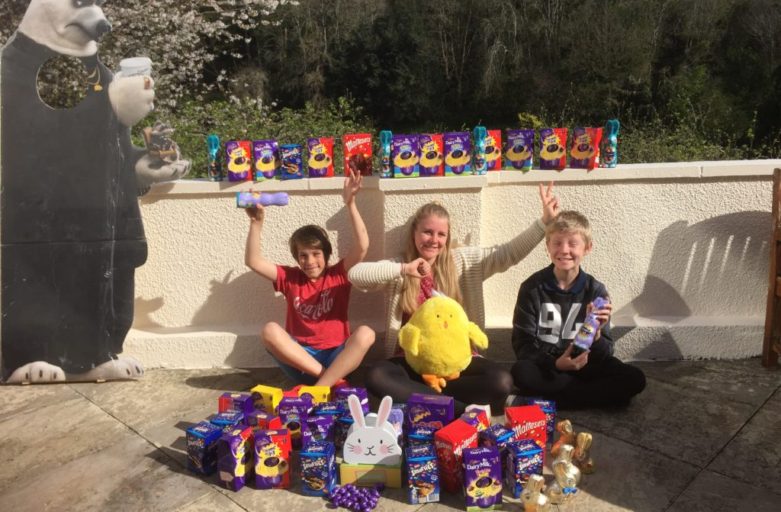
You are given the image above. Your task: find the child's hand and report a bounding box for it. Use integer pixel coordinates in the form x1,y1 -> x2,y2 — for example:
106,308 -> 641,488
556,343 -> 589,372
402,257 -> 430,278
586,300 -> 612,326
342,169 -> 362,205
245,205 -> 265,223
586,299 -> 612,341
539,181 -> 560,225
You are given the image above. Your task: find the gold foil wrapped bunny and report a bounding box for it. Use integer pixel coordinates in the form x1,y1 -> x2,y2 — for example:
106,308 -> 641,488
546,444 -> 581,504
550,419 -> 575,458
573,431 -> 594,474
520,474 -> 551,511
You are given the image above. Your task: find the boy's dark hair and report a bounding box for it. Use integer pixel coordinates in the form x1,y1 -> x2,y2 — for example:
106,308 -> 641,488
289,225 -> 332,263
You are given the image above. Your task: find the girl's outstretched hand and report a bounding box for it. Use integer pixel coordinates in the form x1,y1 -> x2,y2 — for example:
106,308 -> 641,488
539,181 -> 560,225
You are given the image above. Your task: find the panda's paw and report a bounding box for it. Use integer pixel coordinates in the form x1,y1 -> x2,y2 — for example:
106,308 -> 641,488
4,361 -> 66,384
135,156 -> 191,195
67,356 -> 145,383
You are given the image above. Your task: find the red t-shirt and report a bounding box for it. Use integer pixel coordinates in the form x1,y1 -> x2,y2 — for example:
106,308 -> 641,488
274,259 -> 351,350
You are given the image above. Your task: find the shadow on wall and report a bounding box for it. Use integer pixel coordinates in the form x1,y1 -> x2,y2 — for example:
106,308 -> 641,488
615,211 -> 771,357
183,199 -> 389,365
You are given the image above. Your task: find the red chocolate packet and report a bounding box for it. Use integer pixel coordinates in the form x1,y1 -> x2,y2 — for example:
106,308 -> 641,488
342,133 -> 373,176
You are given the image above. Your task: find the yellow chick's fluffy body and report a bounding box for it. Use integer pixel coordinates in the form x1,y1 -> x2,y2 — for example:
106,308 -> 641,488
399,296 -> 488,392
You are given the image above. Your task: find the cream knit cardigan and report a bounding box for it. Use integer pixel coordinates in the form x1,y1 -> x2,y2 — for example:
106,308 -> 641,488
348,219 -> 546,358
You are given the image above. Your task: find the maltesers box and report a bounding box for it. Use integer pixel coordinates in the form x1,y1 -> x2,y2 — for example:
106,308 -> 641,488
434,418 -> 479,493
463,446 -> 503,511
523,397 -> 556,442
505,404 -> 547,452
343,133 -> 373,176
505,439 -> 543,498
217,426 -> 255,491
254,428 -> 291,489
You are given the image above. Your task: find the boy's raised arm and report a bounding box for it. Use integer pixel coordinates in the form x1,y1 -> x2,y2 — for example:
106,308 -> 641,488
342,170 -> 369,271
244,206 -> 278,281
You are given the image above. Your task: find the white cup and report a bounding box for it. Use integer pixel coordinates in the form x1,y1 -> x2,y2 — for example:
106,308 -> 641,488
117,57 -> 152,77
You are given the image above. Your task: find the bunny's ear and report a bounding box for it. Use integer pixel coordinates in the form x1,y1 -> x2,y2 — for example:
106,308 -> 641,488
375,395 -> 393,426
348,394 -> 365,428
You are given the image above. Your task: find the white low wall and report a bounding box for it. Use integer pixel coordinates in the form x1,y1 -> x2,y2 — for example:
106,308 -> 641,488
127,160 -> 780,368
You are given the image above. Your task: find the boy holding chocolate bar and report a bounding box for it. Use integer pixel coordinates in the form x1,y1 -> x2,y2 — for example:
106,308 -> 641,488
244,170 -> 375,386
508,211 -> 645,408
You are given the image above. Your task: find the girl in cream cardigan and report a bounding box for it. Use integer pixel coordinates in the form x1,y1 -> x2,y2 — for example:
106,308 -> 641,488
348,183 -> 559,414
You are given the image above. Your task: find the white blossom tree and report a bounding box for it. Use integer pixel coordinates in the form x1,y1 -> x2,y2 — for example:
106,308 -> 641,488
0,0 -> 290,110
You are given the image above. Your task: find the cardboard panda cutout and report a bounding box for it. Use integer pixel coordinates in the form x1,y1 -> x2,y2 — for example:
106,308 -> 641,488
0,0 -> 190,383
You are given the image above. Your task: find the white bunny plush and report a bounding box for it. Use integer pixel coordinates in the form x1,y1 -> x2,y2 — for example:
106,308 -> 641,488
343,395 -> 401,466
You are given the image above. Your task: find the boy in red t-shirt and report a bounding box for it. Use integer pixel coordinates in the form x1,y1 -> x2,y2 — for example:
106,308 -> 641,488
244,170 -> 375,386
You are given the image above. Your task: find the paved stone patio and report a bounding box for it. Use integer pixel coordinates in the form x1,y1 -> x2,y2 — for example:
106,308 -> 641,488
1,358 -> 779,511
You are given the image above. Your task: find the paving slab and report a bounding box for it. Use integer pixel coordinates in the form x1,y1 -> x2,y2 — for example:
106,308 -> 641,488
667,470 -> 781,512
0,360 -> 777,512
633,359 -> 781,407
0,423 -> 215,512
174,491 -> 247,512
0,382 -> 82,420
553,431 -> 699,512
0,393 -> 131,494
708,388 -> 781,495
565,375 -> 756,468
68,368 -> 262,430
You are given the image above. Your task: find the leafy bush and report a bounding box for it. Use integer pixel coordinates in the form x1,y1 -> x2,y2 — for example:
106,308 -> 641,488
148,96 -> 374,178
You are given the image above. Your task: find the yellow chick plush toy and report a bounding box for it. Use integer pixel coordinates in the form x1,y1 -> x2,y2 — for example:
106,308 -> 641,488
399,295 -> 488,392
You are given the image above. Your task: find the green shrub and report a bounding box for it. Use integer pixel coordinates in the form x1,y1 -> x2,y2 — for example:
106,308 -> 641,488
139,96 -> 374,178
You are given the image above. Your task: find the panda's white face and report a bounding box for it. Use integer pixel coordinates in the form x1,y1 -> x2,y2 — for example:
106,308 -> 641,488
18,0 -> 111,57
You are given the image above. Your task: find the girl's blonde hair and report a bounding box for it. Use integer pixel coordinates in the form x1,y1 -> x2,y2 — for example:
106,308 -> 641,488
400,202 -> 462,314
